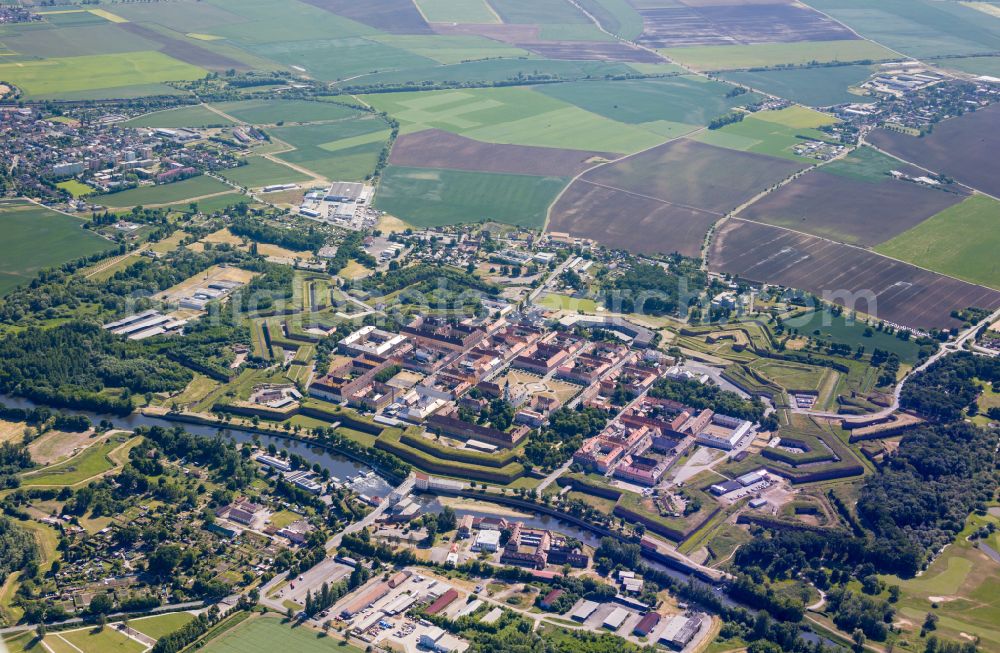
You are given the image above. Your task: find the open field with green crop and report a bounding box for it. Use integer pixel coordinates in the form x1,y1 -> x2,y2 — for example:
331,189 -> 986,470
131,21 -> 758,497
875,195 -> 1000,290
221,157 -> 312,188
0,200 -> 112,294
125,104 -> 235,128
376,166 -> 567,228
369,34 -> 528,65
413,0 -> 500,23
0,51 -> 206,98
269,119 -> 389,181
536,76 -> 762,128
804,0 -> 1000,58
538,293 -> 598,313
782,309 -> 922,363
212,99 -> 360,125
362,86 -> 672,154
55,180 -> 95,198
720,64 -> 875,107
663,40 -> 896,71
353,58 -> 635,88
98,176 -> 233,208
201,615 -> 366,653
693,108 -> 838,161
938,55 -> 1000,77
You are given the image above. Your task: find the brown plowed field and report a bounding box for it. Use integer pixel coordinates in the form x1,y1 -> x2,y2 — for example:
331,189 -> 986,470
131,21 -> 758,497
739,169 -> 968,246
867,103 -> 1000,198
635,3 -> 855,48
546,182 -> 719,257
389,129 -> 614,176
518,41 -> 663,63
118,23 -> 250,71
546,138 -> 803,257
300,0 -> 433,34
709,219 -> 1000,329
432,23 -> 540,43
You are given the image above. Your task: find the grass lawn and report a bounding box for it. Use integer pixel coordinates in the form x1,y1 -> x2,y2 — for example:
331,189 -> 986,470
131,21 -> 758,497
881,510 -> 1000,649
221,157 -> 311,188
129,611 -> 196,640
821,145 -> 899,182
538,292 -> 597,313
20,436 -> 136,487
875,195 -> 1000,290
0,200 -> 112,294
375,165 -> 567,228
201,615 -> 366,653
662,40 -> 896,71
97,176 -> 232,209
750,358 -> 834,393
48,626 -> 145,653
56,179 -> 94,197
268,509 -> 303,529
0,51 -> 205,99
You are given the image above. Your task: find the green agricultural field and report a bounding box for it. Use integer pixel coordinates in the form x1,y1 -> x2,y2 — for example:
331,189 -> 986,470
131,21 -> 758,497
221,157 -> 311,188
269,119 -> 389,181
212,99 -> 360,125
537,75 -> 762,128
0,51 -> 206,98
821,145 -> 899,182
375,165 -> 567,228
693,110 -> 836,161
663,40 -> 896,71
880,510 -> 1000,650
488,0 -> 589,24
126,105 -> 235,128
56,180 -> 94,197
875,195 -> 1000,290
938,55 -> 1000,77
0,200 -> 112,294
804,0 -> 1000,58
129,611 -> 196,640
575,0 -> 644,40
246,37 -> 436,82
370,34 -> 530,65
720,64 -> 875,107
98,176 -> 233,209
181,193 -> 250,214
413,0 -> 500,23
352,58 -> 636,88
363,86 -> 669,154
783,309 -> 922,363
201,615 -> 366,653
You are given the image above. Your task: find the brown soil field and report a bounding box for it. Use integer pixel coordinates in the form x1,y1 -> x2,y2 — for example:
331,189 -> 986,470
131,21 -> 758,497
708,219 -> 1000,329
739,169 -> 968,246
389,129 -> 614,176
432,23 -> 540,43
519,41 -> 663,63
546,182 -> 719,257
635,3 -> 855,48
547,138 -> 802,256
301,0 -> 433,34
867,104 -> 1000,198
117,23 -> 249,71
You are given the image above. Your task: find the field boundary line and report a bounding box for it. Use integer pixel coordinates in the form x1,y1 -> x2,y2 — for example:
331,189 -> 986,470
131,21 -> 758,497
55,633 -> 86,653
724,216 -> 1000,296
542,127 -> 706,231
